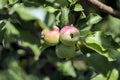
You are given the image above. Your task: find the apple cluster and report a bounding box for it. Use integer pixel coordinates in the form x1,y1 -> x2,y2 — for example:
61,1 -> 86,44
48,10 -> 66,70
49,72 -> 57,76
41,25 -> 80,59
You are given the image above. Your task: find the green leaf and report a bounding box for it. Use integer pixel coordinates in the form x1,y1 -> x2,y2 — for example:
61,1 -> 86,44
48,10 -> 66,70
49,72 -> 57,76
21,42 -> 41,60
74,4 -> 84,11
92,68 -> 119,80
0,20 -> 5,30
45,6 -> 58,13
11,4 -> 47,21
8,0 -> 18,4
0,20 -> 5,42
108,69 -> 119,80
108,49 -> 120,63
85,31 -> 119,49
79,13 -> 102,36
0,0 -> 7,9
57,61 -> 76,77
68,0 -> 77,3
84,31 -> 119,61
17,29 -> 48,60
80,12 -> 86,19
68,0 -> 77,5
85,32 -> 106,51
60,7 -> 70,27
4,59 -> 28,80
87,13 -> 102,25
11,4 -> 55,28
85,53 -> 112,76
5,21 -> 19,35
54,0 -> 69,7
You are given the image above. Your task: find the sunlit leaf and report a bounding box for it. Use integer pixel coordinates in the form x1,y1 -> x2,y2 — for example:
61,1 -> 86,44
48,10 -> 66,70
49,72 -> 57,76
11,4 -> 55,28
68,0 -> 77,5
74,4 -> 84,11
57,61 -> 76,77
0,0 -> 7,9
5,21 -> 19,35
79,13 -> 102,36
92,68 -> 119,80
11,4 -> 47,21
45,6 -> 58,13
21,41 -> 49,60
84,31 -> 119,61
87,13 -> 102,25
8,0 -> 18,4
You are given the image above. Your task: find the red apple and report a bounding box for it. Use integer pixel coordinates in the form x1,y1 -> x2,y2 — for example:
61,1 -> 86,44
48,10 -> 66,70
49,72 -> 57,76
41,26 -> 60,46
60,25 -> 80,46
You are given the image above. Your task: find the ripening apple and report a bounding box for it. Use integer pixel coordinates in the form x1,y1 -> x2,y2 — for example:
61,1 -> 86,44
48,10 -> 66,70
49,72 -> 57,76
56,43 -> 75,59
41,26 -> 60,46
60,25 -> 80,46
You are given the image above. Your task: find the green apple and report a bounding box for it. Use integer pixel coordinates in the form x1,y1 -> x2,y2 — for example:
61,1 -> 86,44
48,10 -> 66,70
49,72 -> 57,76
56,43 -> 75,59
60,25 -> 80,46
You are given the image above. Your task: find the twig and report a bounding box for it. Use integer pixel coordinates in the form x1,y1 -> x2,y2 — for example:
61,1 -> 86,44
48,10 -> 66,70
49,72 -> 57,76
87,0 -> 120,19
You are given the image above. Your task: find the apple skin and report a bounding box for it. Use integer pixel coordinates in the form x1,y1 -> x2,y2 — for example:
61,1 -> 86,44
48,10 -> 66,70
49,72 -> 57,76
41,26 -> 60,46
56,43 -> 75,59
60,25 -> 80,46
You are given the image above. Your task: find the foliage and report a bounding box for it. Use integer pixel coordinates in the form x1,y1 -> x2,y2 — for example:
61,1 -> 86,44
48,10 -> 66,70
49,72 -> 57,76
0,0 -> 120,80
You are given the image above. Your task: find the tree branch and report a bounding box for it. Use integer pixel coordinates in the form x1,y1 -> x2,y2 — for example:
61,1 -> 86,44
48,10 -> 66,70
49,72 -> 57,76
87,0 -> 120,19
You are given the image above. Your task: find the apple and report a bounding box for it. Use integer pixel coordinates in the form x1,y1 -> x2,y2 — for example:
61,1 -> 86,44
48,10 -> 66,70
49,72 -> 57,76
60,25 -> 80,46
56,43 -> 75,59
41,26 -> 60,46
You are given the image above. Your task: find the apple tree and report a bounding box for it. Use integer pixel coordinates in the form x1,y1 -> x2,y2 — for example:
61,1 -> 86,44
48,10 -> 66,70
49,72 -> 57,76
0,0 -> 120,80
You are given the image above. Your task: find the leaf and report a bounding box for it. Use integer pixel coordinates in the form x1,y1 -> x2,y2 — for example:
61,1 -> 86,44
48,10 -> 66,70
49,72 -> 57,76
4,59 -> 28,80
68,0 -> 77,3
0,20 -> 5,42
0,0 -> 7,9
3,21 -> 20,44
11,4 -> 47,21
79,13 -> 102,36
8,0 -> 18,4
21,42 -> 41,60
85,31 -> 119,49
68,0 -> 77,5
80,12 -> 86,19
11,4 -> 55,28
5,21 -> 19,35
45,6 -> 58,13
0,20 -> 5,31
85,53 -> 113,76
57,61 -> 76,77
18,29 -> 48,60
60,7 -> 70,27
87,13 -> 102,25
84,31 -> 119,61
54,0 -> 69,7
27,75 -> 40,80
108,69 -> 119,80
92,68 -> 119,80
74,4 -> 84,11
